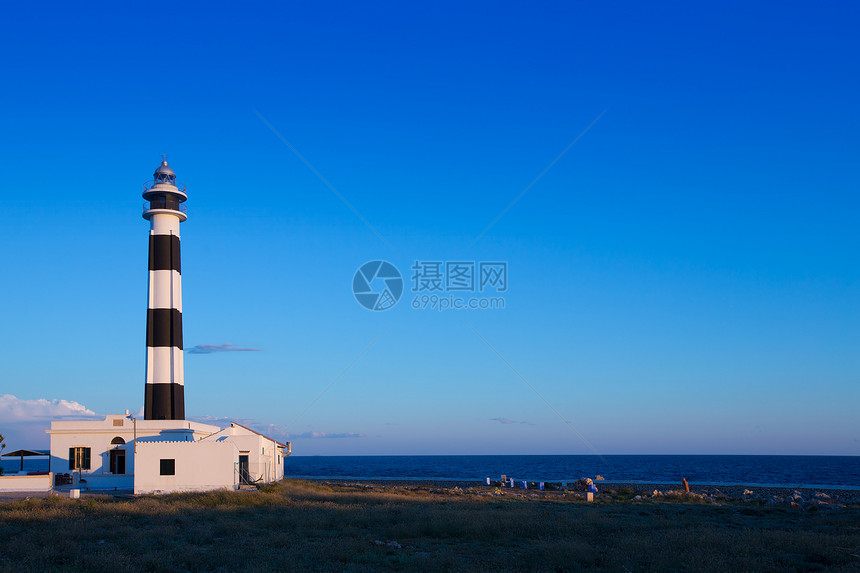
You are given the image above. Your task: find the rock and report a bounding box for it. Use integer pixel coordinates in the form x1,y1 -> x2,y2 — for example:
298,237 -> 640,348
595,475 -> 605,481
682,478 -> 690,493
373,540 -> 402,549
571,478 -> 594,492
814,492 -> 831,499
633,495 -> 642,500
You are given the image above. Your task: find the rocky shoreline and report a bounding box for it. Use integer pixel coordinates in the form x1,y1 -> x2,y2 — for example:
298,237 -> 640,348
305,478 -> 860,509
600,482 -> 859,508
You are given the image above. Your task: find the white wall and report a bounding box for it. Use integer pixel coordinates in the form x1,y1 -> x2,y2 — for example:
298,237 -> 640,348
49,428 -> 136,481
77,474 -> 134,491
0,474 -> 53,492
134,441 -> 237,495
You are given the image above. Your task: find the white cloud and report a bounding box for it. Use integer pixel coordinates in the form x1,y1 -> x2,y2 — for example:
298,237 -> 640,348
0,395 -> 100,450
186,344 -> 261,354
294,431 -> 364,439
0,394 -> 97,422
490,417 -> 536,426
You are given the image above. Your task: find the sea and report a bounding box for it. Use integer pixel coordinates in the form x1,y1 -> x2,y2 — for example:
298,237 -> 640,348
5,454 -> 858,489
282,455 -> 860,489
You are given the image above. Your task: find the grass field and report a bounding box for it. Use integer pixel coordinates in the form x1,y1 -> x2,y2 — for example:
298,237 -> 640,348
1,480 -> 859,572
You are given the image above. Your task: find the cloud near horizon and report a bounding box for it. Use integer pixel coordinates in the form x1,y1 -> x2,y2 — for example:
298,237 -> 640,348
0,394 -> 98,422
0,394 -> 100,449
186,344 -> 261,354
490,417 -> 536,426
294,431 -> 364,439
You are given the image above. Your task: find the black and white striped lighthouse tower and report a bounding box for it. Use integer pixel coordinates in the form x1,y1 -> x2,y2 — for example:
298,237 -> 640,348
142,159 -> 187,420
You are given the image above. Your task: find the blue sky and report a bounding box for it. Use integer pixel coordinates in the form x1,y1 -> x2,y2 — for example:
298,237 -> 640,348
0,1 -> 857,455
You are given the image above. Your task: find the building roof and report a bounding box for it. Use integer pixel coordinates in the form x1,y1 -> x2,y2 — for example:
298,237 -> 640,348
229,423 -> 288,448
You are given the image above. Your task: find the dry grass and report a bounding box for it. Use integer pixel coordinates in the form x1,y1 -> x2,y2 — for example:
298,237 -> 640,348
0,480 -> 858,572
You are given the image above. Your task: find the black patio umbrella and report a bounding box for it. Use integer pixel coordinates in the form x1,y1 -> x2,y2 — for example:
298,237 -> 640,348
2,449 -> 50,472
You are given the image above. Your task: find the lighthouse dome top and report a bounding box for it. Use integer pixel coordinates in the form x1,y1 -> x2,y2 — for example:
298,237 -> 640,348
153,160 -> 177,185
154,160 -> 176,178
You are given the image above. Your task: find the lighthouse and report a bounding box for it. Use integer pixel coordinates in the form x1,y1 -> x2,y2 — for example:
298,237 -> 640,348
46,160 -> 290,495
142,159 -> 187,420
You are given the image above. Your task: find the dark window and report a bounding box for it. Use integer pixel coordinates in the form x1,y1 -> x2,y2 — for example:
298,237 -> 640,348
110,437 -> 125,445
68,447 -> 91,470
160,459 -> 175,476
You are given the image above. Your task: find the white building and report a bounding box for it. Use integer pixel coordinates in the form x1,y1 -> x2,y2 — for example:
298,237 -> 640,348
199,423 -> 289,485
48,414 -> 290,494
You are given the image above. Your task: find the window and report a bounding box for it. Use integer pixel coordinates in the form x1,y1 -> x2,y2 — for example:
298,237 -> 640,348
110,437 -> 125,445
160,459 -> 175,476
69,447 -> 91,470
113,419 -> 124,427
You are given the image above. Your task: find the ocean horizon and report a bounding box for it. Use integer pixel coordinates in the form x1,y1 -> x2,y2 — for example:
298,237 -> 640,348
281,454 -> 860,489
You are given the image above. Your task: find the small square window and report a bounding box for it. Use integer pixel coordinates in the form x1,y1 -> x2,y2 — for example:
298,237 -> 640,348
160,459 -> 175,476
113,419 -> 124,427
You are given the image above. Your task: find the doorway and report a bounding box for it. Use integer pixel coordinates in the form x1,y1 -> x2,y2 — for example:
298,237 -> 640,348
109,449 -> 126,474
239,454 -> 250,484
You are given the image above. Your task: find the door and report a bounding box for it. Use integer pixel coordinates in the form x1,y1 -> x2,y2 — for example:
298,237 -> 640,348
239,454 -> 250,484
109,450 -> 126,474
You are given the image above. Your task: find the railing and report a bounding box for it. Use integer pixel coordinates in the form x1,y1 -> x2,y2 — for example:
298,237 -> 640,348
143,200 -> 187,214
143,180 -> 187,194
